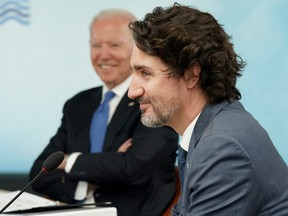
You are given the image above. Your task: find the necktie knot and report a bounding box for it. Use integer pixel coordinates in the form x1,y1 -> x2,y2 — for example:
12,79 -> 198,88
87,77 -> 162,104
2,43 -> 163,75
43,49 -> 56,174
104,91 -> 115,103
98,91 -> 115,112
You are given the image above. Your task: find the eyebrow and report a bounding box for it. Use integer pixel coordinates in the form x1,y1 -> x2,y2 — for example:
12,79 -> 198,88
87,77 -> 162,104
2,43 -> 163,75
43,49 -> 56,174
130,64 -> 152,71
130,65 -> 171,77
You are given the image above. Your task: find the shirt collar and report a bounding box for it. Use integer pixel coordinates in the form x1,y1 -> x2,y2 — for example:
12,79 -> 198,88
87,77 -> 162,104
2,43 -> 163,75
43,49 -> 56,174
102,75 -> 132,99
179,112 -> 201,152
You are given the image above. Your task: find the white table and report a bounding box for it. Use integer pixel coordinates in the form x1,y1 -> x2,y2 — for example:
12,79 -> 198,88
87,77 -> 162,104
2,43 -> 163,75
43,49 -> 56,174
3,207 -> 117,216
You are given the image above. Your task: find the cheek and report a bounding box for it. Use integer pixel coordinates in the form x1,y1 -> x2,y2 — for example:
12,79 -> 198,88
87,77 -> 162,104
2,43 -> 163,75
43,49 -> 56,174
145,83 -> 164,103
119,45 -> 132,60
155,82 -> 177,103
118,53 -> 131,65
90,49 -> 99,62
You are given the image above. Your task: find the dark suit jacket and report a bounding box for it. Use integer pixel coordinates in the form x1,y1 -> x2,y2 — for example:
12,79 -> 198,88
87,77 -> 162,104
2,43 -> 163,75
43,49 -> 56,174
30,86 -> 178,216
173,100 -> 288,216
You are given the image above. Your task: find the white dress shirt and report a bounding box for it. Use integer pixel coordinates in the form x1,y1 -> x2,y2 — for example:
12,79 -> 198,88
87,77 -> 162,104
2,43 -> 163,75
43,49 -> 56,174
179,112 -> 201,152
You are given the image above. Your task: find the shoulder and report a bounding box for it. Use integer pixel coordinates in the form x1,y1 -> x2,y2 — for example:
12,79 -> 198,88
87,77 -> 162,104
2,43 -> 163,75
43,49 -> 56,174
70,86 -> 101,101
64,86 -> 101,105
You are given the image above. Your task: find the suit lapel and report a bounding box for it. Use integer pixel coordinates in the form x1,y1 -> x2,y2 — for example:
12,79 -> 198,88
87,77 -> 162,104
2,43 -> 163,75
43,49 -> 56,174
75,87 -> 102,153
102,91 -> 138,151
188,100 -> 230,153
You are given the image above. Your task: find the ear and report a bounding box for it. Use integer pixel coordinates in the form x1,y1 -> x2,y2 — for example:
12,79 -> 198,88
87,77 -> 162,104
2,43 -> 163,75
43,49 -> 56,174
185,64 -> 201,90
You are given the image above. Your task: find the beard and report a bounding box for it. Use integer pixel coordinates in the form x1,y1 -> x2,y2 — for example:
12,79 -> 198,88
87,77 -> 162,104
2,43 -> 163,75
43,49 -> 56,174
140,95 -> 180,128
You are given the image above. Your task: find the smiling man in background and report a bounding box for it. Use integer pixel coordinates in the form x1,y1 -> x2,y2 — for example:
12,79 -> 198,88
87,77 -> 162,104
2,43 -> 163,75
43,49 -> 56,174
30,9 -> 178,216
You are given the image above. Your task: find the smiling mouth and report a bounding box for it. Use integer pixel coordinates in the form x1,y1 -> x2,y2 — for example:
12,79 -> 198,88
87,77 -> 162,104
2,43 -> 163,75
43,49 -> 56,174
100,64 -> 114,69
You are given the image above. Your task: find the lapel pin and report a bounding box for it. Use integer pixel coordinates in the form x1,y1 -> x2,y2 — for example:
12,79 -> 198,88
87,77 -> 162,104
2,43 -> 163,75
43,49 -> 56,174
128,102 -> 135,107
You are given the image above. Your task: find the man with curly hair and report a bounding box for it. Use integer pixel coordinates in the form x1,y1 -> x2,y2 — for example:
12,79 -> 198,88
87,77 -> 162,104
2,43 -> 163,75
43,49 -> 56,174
128,3 -> 288,215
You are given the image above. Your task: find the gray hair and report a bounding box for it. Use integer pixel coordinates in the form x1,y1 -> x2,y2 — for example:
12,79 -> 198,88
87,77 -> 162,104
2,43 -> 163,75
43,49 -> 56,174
89,9 -> 137,33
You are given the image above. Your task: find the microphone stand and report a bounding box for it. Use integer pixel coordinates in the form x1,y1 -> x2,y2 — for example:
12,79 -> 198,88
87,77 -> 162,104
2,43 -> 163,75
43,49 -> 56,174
0,151 -> 64,214
0,170 -> 44,214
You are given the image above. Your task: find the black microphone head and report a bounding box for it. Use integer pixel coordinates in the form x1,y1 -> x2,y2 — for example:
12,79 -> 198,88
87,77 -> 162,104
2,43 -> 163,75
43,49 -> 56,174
42,151 -> 64,173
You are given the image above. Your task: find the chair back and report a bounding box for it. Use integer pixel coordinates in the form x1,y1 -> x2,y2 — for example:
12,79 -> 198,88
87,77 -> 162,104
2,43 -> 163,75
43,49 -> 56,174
162,166 -> 181,216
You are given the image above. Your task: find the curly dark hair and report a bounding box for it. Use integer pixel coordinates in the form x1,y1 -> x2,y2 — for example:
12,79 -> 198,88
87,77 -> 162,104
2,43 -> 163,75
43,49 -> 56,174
129,3 -> 245,104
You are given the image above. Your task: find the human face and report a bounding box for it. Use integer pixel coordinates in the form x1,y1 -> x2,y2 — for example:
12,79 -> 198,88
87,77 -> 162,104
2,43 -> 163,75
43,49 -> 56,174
128,45 -> 182,128
90,16 -> 133,89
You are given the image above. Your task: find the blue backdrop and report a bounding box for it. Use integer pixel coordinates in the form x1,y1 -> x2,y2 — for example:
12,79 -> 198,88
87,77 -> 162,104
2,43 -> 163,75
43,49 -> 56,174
0,0 -> 287,173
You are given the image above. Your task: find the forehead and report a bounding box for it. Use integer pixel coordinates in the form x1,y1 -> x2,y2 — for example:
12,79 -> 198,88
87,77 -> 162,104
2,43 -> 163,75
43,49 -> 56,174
91,16 -> 132,40
131,45 -> 168,72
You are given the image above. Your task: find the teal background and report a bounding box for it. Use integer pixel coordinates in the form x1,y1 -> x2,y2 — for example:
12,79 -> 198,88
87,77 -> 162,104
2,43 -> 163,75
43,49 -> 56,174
0,0 -> 287,173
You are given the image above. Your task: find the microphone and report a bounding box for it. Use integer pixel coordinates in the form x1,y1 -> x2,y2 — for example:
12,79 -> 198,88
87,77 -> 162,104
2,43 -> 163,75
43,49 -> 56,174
0,151 -> 65,214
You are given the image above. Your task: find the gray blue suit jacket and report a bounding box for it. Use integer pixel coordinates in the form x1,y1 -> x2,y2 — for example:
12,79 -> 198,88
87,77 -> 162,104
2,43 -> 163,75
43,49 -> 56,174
173,100 -> 288,215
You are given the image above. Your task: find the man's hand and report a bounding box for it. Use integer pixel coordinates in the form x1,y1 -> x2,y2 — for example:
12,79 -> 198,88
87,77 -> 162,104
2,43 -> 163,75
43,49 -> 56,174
57,154 -> 68,170
56,139 -> 132,170
118,138 -> 132,153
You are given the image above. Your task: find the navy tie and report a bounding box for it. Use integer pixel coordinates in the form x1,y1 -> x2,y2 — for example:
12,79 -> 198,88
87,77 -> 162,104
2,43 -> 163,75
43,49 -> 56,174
90,91 -> 115,153
178,145 -> 187,189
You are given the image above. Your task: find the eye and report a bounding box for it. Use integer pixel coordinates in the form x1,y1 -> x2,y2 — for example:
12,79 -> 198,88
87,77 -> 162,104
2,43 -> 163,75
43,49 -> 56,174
141,70 -> 150,77
111,43 -> 120,48
91,43 -> 101,48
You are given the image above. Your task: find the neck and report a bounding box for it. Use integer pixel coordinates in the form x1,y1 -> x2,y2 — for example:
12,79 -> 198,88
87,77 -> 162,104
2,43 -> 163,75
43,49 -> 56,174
170,90 -> 208,135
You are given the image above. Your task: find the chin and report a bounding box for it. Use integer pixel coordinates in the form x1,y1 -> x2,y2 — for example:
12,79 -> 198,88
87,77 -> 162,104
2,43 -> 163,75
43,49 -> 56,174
141,113 -> 163,128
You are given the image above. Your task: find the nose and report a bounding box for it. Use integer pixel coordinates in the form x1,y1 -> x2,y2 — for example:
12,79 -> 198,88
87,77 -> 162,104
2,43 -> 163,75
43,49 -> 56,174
128,76 -> 144,99
98,47 -> 111,59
